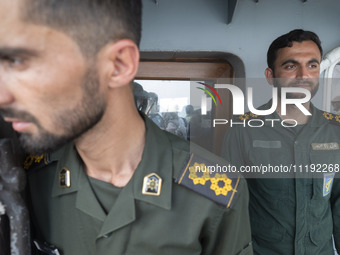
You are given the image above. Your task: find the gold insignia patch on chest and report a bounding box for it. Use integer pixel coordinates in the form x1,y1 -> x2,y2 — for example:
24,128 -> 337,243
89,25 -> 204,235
142,173 -> 162,196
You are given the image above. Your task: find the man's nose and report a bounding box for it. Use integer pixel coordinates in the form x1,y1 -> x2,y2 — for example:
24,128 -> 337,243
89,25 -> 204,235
296,66 -> 309,78
0,79 -> 14,107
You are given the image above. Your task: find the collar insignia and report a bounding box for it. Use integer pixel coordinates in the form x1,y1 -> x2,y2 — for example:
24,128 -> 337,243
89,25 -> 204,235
59,167 -> 71,188
142,173 -> 162,196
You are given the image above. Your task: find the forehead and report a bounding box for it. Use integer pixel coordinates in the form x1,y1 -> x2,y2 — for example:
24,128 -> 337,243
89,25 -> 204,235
0,0 -> 20,25
0,0 -> 44,47
275,40 -> 322,64
0,0 -> 84,59
0,0 -> 30,26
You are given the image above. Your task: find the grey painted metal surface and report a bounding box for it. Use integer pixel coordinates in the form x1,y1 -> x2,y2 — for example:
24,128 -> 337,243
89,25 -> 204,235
0,139 -> 30,255
141,0 -> 340,109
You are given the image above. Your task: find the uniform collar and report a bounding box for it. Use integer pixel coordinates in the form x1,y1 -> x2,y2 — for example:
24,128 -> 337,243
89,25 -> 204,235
50,144 -> 82,197
131,117 -> 173,210
308,104 -> 328,127
50,117 -> 173,211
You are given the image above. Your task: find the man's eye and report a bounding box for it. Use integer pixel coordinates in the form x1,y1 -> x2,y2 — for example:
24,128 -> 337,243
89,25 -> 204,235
309,64 -> 319,68
7,57 -> 23,65
1,56 -> 25,67
284,64 -> 295,70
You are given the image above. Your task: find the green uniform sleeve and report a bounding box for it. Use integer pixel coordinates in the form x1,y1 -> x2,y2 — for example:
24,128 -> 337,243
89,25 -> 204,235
331,177 -> 340,252
202,178 -> 253,255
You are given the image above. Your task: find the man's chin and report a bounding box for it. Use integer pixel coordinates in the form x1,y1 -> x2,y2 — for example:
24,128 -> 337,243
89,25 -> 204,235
18,133 -> 67,155
284,94 -> 309,99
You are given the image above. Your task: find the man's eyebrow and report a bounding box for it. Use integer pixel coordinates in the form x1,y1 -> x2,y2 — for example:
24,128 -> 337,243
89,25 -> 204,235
281,58 -> 320,66
308,58 -> 320,64
281,59 -> 299,66
0,47 -> 39,57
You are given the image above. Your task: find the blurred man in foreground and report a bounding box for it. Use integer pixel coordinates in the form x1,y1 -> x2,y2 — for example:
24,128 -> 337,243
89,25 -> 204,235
0,0 -> 252,254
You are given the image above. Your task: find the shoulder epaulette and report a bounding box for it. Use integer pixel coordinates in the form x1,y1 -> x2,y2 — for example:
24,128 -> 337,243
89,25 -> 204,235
175,153 -> 241,208
322,111 -> 340,126
233,112 -> 265,121
24,154 -> 51,171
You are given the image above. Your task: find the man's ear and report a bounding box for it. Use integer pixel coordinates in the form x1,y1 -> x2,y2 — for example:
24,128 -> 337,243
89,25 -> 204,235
265,68 -> 274,86
98,39 -> 140,89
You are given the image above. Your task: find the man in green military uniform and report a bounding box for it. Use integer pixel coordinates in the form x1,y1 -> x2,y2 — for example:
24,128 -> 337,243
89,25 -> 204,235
222,29 -> 340,254
0,0 -> 252,254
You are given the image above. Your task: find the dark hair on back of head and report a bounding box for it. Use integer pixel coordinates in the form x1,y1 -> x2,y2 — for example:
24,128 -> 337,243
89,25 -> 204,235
267,29 -> 322,71
22,0 -> 142,58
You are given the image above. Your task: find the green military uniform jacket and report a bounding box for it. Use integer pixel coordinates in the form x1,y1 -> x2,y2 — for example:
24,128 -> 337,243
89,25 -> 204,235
222,101 -> 340,255
27,117 -> 252,255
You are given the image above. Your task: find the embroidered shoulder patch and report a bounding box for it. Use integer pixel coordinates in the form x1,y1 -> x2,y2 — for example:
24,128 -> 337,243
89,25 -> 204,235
175,153 -> 240,208
322,111 -> 340,126
24,154 -> 51,170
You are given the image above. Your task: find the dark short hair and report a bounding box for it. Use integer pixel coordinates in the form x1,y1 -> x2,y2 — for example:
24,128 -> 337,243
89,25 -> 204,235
267,29 -> 323,70
22,0 -> 142,58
